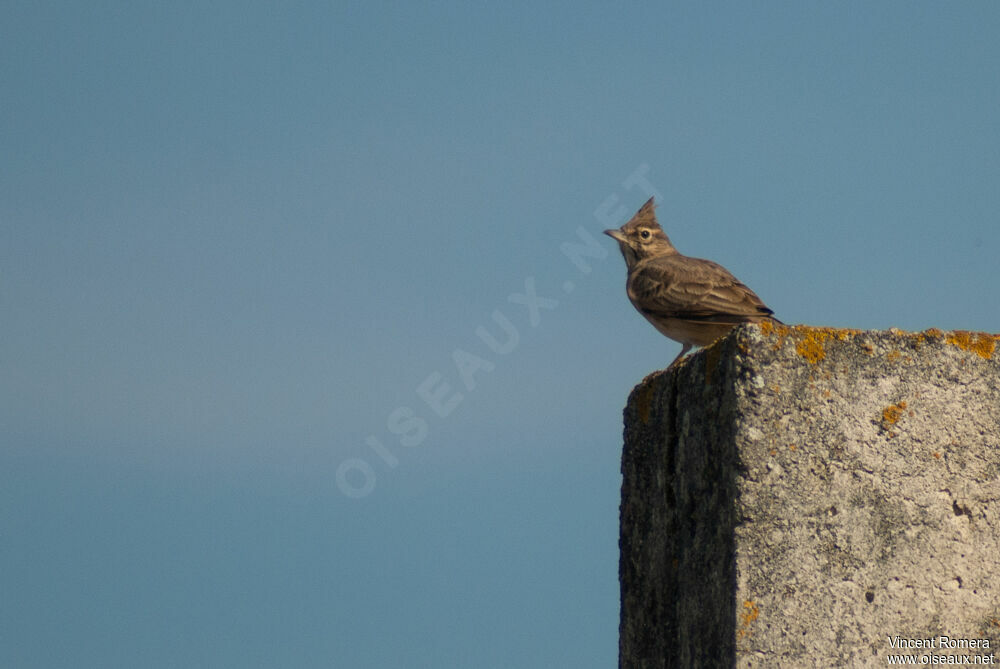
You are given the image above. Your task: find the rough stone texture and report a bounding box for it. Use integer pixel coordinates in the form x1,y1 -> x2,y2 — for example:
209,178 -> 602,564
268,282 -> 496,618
619,324 -> 1000,668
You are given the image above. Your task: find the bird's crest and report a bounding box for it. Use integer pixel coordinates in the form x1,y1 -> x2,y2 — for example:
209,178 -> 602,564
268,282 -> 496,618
624,197 -> 660,231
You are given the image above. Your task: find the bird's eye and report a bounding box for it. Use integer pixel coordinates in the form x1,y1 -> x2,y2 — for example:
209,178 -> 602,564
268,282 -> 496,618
639,229 -> 651,240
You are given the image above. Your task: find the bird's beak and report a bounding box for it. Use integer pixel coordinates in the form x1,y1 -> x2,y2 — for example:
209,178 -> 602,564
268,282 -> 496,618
604,229 -> 626,243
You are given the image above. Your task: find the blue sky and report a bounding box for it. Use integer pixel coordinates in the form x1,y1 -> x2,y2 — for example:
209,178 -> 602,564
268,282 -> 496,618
2,2 -> 998,667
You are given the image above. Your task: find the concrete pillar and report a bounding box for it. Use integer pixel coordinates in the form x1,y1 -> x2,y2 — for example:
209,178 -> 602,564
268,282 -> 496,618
619,324 -> 1000,668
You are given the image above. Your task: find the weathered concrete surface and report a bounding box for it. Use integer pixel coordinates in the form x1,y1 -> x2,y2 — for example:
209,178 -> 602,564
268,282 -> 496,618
619,324 -> 1000,668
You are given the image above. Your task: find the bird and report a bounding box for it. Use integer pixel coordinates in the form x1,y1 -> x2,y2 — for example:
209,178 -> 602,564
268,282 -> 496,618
604,197 -> 781,368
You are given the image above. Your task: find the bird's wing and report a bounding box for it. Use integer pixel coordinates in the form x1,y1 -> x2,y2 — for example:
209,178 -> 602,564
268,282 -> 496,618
628,254 -> 776,324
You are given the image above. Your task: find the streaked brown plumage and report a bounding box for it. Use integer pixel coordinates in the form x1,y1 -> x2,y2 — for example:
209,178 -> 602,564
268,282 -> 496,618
605,197 -> 781,367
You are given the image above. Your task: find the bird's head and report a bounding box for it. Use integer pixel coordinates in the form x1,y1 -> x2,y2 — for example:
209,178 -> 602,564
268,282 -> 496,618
603,197 -> 677,267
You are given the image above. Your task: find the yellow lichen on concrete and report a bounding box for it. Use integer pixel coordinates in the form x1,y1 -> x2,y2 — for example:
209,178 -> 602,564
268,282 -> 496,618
760,325 -> 862,364
704,341 -> 724,385
796,329 -> 832,364
634,379 -> 656,425
737,600 -> 760,639
882,401 -> 908,425
887,350 -> 901,362
793,326 -> 858,363
758,320 -> 791,351
909,328 -> 944,349
945,331 -> 997,360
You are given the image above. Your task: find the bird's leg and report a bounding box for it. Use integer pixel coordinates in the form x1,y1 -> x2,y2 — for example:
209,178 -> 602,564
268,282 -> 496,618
667,343 -> 692,369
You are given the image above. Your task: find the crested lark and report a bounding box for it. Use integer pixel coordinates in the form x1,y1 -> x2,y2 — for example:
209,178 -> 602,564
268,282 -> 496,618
605,197 -> 781,368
